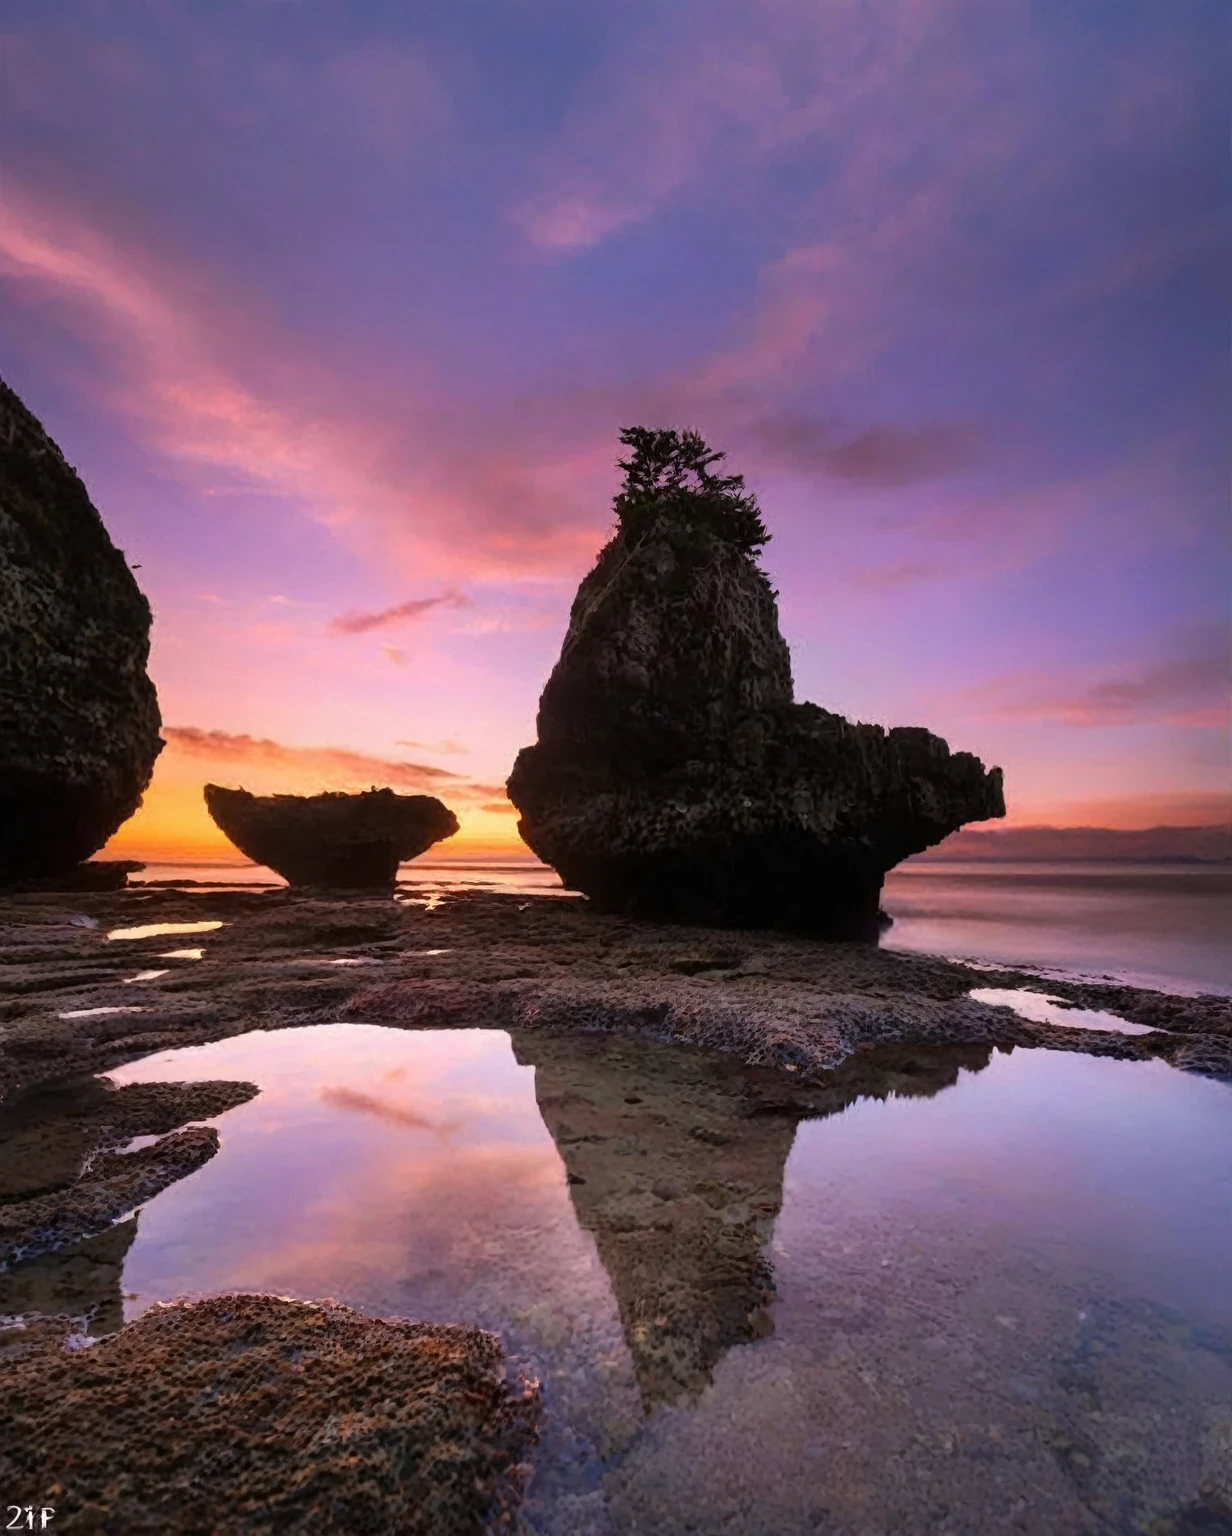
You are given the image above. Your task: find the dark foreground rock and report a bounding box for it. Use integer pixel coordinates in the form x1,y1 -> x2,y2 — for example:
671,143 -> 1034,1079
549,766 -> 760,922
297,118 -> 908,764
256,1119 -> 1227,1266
204,785 -> 459,888
0,1294 -> 541,1535
0,378 -> 163,882
0,860 -> 146,895
508,428 -> 1004,936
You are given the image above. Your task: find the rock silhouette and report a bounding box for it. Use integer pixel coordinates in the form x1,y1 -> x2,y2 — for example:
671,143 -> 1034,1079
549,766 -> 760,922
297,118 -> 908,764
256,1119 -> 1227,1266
516,1028 -> 992,1409
204,785 -> 459,888
0,377 -> 162,880
508,427 -> 1005,936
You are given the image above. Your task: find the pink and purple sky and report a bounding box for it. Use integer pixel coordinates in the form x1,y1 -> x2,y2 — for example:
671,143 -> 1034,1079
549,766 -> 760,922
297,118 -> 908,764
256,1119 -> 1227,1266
1,0 -> 1227,855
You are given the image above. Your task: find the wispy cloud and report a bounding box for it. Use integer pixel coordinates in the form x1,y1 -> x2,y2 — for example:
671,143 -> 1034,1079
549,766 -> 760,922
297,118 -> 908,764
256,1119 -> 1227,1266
163,726 -> 464,788
396,738 -> 469,755
962,629 -> 1229,729
0,188 -> 609,583
745,415 -> 983,487
328,587 -> 471,636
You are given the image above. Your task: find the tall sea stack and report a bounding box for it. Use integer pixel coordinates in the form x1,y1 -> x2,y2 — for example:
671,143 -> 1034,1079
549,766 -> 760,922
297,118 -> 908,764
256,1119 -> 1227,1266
0,378 -> 162,879
507,428 -> 1005,937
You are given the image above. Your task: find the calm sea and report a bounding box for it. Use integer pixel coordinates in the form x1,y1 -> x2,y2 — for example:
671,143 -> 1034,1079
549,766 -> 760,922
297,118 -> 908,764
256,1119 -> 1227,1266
132,855 -> 1231,997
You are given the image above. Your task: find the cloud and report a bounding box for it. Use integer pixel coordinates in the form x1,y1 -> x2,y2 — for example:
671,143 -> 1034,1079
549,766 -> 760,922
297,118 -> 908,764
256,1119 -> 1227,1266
1000,790 -> 1232,832
745,414 -> 982,487
964,629 -> 1229,728
396,738 -> 469,755
0,187 -> 611,584
381,645 -> 408,667
329,587 -> 471,636
162,726 -> 464,788
852,559 -> 946,591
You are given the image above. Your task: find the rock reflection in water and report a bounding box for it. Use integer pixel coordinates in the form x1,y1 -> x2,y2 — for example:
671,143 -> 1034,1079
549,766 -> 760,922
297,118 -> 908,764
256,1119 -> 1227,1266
515,1031 -> 993,1409
0,1071 -> 257,1312
0,1219 -> 137,1336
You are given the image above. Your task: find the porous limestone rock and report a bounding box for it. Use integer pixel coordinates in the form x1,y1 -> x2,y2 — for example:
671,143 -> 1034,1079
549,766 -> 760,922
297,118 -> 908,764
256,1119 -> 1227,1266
0,1294 -> 541,1535
508,428 -> 1005,937
204,784 -> 459,888
0,377 -> 162,879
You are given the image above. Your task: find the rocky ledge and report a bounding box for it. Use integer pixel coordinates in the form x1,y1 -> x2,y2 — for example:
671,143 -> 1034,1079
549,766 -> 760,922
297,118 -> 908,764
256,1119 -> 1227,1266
508,428 -> 1004,938
0,885 -> 1227,1108
204,785 -> 459,888
0,1294 -> 541,1535
0,377 -> 163,882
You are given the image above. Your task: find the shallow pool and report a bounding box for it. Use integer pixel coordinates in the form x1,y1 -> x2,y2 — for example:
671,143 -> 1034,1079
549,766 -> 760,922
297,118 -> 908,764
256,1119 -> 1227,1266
6,1025 -> 1232,1533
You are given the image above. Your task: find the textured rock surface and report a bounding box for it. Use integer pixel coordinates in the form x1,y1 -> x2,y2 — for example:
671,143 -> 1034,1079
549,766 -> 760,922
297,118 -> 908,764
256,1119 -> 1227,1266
0,377 -> 162,880
0,885 -> 1227,1106
508,429 -> 1005,936
204,785 -> 459,887
0,1294 -> 541,1535
0,1076 -> 258,1270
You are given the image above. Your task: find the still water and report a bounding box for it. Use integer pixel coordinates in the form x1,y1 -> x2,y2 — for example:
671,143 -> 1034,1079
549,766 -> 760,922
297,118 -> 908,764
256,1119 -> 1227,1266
15,1022 -> 1227,1534
882,860 -> 1232,996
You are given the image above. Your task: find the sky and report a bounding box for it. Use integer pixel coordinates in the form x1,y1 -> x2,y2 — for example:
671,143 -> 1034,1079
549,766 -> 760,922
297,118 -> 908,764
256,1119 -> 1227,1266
1,0 -> 1227,857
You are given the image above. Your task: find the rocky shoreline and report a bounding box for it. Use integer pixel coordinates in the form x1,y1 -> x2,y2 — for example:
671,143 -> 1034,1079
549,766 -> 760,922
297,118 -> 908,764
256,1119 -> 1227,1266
0,883 -> 1227,1108
1,879 -> 1229,1532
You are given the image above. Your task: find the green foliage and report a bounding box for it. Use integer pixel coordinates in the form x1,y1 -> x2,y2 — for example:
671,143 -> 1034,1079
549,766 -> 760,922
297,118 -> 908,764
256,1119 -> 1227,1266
614,427 -> 771,553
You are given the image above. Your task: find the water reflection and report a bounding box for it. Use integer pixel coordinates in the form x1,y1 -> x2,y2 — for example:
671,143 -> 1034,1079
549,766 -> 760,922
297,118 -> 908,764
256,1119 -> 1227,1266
3,1026 -> 1229,1533
106,920 -> 225,941
517,1033 -> 992,1409
970,986 -> 1162,1035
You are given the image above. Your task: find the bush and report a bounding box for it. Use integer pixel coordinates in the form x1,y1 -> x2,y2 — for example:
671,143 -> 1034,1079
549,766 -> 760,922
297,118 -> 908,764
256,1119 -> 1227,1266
614,427 -> 771,554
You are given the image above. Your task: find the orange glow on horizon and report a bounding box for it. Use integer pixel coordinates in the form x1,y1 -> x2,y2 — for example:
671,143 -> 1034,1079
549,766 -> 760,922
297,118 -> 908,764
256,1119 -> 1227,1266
103,741 -> 1229,865
103,735 -> 528,863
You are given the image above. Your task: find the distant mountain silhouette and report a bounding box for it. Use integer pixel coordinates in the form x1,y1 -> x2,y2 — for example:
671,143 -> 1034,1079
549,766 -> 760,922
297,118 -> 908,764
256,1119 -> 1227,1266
914,823 -> 1231,863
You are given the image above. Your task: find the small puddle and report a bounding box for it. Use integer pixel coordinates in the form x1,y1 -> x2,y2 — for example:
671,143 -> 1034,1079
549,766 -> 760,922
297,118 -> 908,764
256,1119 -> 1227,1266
970,987 -> 1162,1035
57,1005 -> 146,1020
124,970 -> 169,984
158,948 -> 205,960
106,921 -> 225,942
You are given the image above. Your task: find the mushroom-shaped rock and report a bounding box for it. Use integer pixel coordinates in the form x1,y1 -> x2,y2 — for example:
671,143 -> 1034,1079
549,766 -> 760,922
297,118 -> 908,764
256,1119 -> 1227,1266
204,785 -> 459,888
0,377 -> 162,880
507,428 -> 1005,937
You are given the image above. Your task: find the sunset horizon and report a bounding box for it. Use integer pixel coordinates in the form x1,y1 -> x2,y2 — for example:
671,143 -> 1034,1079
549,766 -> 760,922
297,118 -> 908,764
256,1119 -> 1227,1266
4,2 -> 1226,874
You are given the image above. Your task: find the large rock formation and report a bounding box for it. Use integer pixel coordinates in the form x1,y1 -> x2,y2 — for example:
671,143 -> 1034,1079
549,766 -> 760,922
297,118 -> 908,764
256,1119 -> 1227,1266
0,378 -> 162,880
508,428 -> 1005,937
204,784 -> 459,887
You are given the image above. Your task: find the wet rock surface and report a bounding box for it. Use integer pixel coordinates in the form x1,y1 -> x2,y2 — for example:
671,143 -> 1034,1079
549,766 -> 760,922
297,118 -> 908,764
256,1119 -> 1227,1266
0,1075 -> 258,1270
0,1293 -> 541,1535
205,785 -> 459,888
0,377 -> 162,880
0,884 -> 1227,1106
508,429 -> 1004,937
